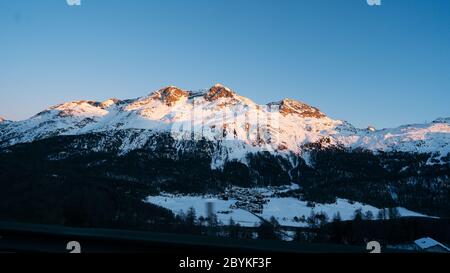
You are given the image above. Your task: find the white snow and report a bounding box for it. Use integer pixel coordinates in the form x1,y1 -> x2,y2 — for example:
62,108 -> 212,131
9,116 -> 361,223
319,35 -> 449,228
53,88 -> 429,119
1,85 -> 449,168
145,195 -> 261,227
1,85 -> 447,230
50,101 -> 109,117
145,193 -> 435,228
260,198 -> 380,227
339,122 -> 450,160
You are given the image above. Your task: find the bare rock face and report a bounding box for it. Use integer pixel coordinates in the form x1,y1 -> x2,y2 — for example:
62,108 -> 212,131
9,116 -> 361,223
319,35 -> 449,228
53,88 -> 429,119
270,99 -> 326,118
204,84 -> 236,102
154,86 -> 189,106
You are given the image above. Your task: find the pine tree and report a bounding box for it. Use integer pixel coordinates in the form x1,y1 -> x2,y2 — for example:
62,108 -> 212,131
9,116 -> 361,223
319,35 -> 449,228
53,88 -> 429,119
332,212 -> 342,222
209,212 -> 219,227
388,207 -> 400,220
307,210 -> 318,228
228,218 -> 240,239
185,207 -> 197,226
316,212 -> 329,228
353,208 -> 364,221
269,216 -> 280,228
198,216 -> 206,226
257,221 -> 279,240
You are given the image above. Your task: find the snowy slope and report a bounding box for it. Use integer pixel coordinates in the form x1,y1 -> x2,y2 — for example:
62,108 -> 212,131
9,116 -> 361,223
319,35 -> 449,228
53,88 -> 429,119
336,119 -> 450,163
145,193 -> 434,228
146,195 -> 261,227
0,100 -> 111,147
1,84 -> 449,167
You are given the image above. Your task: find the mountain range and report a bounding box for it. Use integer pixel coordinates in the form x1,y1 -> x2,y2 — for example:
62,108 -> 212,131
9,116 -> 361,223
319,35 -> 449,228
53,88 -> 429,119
0,84 -> 449,227
1,84 -> 449,166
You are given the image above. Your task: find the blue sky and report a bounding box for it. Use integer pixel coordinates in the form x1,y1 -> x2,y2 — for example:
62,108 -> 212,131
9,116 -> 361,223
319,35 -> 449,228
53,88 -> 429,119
0,0 -> 449,128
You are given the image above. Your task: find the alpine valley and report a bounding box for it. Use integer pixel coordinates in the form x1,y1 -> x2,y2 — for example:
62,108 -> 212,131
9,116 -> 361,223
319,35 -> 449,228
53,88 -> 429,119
0,84 -> 449,232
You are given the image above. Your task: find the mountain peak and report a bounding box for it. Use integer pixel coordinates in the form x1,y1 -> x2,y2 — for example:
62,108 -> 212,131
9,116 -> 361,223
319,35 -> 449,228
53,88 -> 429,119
40,100 -> 110,118
154,86 -> 189,106
270,98 -> 326,118
204,84 -> 236,101
1,86 -> 450,167
100,98 -> 121,108
0,116 -> 5,123
433,117 -> 450,124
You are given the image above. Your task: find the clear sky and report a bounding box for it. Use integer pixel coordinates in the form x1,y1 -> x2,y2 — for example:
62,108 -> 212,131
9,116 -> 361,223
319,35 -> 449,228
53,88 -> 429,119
0,0 -> 449,128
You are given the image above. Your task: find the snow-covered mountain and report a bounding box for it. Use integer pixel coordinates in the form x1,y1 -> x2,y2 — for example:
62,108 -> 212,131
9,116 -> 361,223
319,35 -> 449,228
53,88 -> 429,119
1,84 -> 449,167
1,84 -> 450,224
